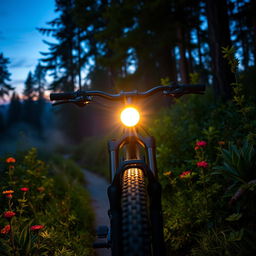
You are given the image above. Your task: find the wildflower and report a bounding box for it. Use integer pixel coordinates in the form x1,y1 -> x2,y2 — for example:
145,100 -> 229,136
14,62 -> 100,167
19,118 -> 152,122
30,225 -> 44,231
20,187 -> 29,192
37,187 -> 45,192
197,161 -> 208,168
2,190 -> 14,195
5,194 -> 13,199
218,141 -> 225,145
179,171 -> 192,178
3,211 -> 16,219
163,171 -> 172,176
0,224 -> 11,235
194,146 -> 200,150
196,141 -> 207,147
6,157 -> 16,163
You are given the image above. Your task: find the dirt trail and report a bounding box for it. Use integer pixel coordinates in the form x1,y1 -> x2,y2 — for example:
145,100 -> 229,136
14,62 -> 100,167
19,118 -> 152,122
83,169 -> 111,256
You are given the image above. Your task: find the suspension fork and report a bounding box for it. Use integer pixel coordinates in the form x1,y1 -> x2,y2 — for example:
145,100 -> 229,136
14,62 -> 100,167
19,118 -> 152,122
107,131 -> 165,255
125,136 -> 140,160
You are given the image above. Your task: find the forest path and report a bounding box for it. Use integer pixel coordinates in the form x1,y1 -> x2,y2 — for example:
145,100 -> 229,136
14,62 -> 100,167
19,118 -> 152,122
83,169 -> 111,256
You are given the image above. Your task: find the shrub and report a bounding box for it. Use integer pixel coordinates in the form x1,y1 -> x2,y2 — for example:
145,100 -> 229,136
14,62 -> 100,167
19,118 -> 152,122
149,85 -> 256,255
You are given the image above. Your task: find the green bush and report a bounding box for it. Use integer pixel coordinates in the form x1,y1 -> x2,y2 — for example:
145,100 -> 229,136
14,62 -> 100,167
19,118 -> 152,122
149,84 -> 256,255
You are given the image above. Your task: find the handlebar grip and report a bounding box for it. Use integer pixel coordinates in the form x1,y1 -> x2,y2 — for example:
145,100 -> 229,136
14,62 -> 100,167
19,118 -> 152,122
50,92 -> 77,101
181,84 -> 205,92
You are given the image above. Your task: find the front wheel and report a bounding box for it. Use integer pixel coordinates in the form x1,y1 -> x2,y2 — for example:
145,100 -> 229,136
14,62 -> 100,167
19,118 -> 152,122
121,168 -> 152,256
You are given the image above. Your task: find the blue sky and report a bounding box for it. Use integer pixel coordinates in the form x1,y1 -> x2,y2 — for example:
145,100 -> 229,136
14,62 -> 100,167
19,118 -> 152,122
0,0 -> 56,94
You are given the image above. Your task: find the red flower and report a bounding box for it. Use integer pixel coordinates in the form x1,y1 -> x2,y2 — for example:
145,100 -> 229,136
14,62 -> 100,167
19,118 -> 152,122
197,161 -> 208,168
30,225 -> 44,231
6,157 -> 16,163
20,187 -> 29,192
1,224 -> 11,235
196,141 -> 207,147
3,211 -> 16,219
179,171 -> 192,178
5,194 -> 13,199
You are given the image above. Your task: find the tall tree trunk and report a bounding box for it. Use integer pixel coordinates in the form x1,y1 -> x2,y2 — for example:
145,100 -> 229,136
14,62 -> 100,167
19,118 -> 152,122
177,25 -> 189,83
186,31 -> 194,75
206,0 -> 234,100
252,0 -> 256,67
235,0 -> 249,69
196,24 -> 203,68
253,21 -> 256,67
158,46 -> 177,82
77,28 -> 82,90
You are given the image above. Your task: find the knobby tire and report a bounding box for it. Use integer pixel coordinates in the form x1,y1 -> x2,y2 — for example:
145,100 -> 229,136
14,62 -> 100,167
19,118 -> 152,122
121,168 -> 151,256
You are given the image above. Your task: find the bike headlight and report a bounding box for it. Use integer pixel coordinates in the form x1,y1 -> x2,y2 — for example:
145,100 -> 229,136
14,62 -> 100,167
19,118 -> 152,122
120,107 -> 140,127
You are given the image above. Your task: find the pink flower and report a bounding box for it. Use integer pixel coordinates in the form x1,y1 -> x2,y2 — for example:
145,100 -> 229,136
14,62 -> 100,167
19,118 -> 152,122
197,161 -> 208,168
194,146 -> 200,150
20,187 -> 29,192
3,211 -> 16,219
196,141 -> 207,147
30,225 -> 44,231
179,171 -> 192,178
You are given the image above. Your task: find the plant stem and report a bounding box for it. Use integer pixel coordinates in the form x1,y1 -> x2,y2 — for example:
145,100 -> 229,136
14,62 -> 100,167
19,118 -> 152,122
9,219 -> 16,256
201,168 -> 208,212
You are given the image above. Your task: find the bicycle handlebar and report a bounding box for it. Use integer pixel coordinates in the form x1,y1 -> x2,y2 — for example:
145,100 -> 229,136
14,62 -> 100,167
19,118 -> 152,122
50,91 -> 78,100
50,84 -> 205,103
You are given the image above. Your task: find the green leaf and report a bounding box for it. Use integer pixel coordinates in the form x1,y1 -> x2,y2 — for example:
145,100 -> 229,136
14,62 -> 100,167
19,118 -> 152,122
225,213 -> 242,222
228,228 -> 244,241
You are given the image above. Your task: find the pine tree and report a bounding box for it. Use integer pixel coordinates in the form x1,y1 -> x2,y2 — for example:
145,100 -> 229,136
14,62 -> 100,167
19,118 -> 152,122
34,62 -> 46,98
34,62 -> 47,134
38,0 -> 79,92
8,92 -> 22,125
0,53 -> 13,98
206,0 -> 235,100
23,71 -> 35,100
23,72 -> 37,127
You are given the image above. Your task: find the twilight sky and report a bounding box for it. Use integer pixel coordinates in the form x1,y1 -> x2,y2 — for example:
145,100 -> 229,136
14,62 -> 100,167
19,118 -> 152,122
0,0 -> 56,94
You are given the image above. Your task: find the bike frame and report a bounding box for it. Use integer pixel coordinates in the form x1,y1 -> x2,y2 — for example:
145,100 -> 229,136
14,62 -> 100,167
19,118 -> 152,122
107,127 -> 165,255
108,128 -> 158,181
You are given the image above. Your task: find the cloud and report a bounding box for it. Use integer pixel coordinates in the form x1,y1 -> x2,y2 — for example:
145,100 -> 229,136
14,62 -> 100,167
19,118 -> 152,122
10,58 -> 34,68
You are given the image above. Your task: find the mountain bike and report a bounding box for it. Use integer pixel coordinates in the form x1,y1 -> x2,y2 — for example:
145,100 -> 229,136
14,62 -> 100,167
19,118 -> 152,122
50,83 -> 205,256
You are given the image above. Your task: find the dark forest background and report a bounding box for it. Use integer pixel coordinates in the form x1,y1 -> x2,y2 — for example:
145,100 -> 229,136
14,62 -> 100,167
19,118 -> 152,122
0,0 -> 256,150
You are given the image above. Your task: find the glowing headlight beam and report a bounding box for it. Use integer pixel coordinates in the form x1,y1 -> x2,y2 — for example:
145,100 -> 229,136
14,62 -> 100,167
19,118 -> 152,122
120,107 -> 140,127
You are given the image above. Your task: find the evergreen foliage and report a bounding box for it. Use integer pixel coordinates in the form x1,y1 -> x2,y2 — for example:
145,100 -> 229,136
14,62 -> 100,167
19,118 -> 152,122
23,72 -> 35,100
8,93 -> 22,125
0,53 -> 13,98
